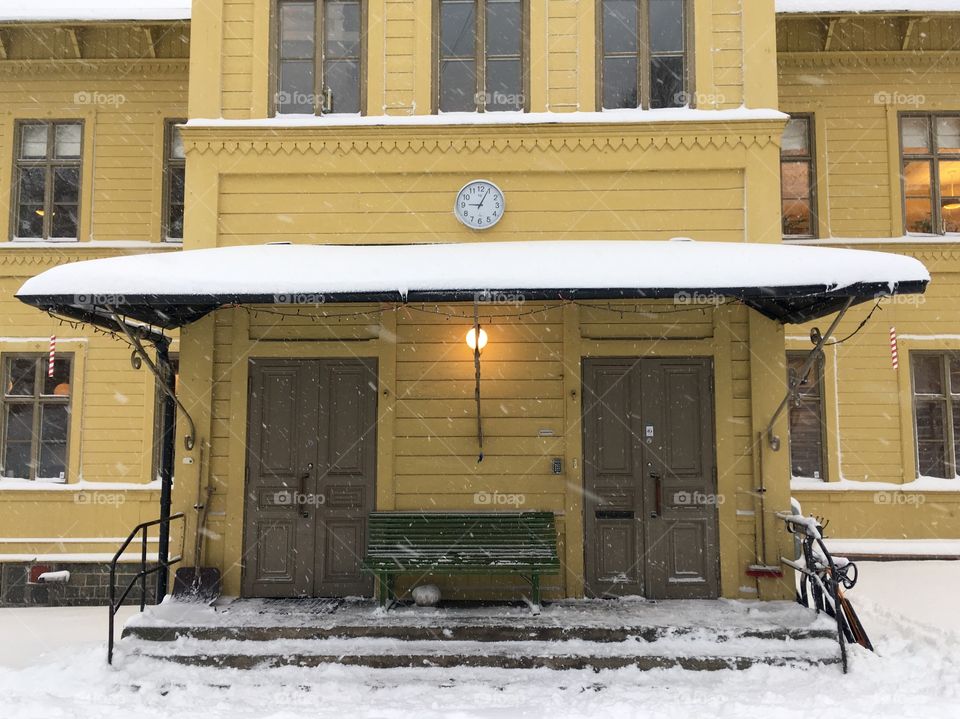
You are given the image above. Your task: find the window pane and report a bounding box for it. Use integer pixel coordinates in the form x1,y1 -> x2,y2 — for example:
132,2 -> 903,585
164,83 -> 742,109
20,125 -> 48,159
485,58 -> 522,111
936,117 -> 960,154
781,161 -> 811,200
789,401 -> 824,479
486,0 -> 522,57
440,0 -> 476,59
18,167 -> 46,205
5,358 -> 37,397
51,206 -> 79,239
53,167 -> 79,204
902,116 -> 931,154
782,118 -> 810,156
54,123 -> 82,158
324,0 -> 361,58
168,167 -> 186,239
279,1 -> 316,59
941,160 -> 960,233
916,400 -> 949,478
602,55 -> 638,109
43,359 -> 71,397
603,0 -> 638,54
16,205 -> 44,239
4,403 -> 34,443
649,55 -> 684,109
324,59 -> 360,114
914,354 -> 944,395
950,356 -> 960,394
782,199 -> 812,237
169,125 -> 185,160
38,404 -> 68,482
2,404 -> 34,477
904,160 -> 934,233
649,0 -> 684,53
278,60 -> 316,113
440,59 -> 477,112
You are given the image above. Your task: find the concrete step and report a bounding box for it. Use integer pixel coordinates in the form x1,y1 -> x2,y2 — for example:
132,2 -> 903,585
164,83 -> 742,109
124,622 -> 836,644
123,633 -> 842,671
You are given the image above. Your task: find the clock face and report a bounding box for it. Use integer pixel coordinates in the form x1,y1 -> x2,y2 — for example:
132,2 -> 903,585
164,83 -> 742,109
455,180 -> 504,230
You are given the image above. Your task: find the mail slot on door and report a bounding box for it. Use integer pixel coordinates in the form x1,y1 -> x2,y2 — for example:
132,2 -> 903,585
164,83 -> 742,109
595,510 -> 635,520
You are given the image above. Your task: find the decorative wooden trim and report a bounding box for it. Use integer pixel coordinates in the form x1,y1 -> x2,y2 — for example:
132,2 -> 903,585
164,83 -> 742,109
181,122 -> 785,158
778,50 -> 960,69
66,27 -> 83,59
0,59 -> 189,76
0,30 -> 8,60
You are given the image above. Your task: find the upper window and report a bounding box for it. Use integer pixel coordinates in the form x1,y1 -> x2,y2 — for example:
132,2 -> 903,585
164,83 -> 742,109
912,352 -> 960,479
599,0 -> 689,110
12,121 -> 82,241
901,114 -> 960,235
787,352 -> 827,481
437,0 -> 525,112
275,0 -> 364,115
164,120 -> 186,242
781,116 -> 817,239
1,355 -> 72,482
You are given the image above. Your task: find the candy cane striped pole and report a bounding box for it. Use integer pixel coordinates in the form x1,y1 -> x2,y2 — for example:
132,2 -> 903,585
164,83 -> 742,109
890,327 -> 899,370
48,335 -> 56,378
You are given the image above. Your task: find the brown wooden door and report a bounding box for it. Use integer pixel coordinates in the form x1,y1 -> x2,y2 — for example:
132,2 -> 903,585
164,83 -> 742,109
243,358 -> 377,598
583,358 -> 719,599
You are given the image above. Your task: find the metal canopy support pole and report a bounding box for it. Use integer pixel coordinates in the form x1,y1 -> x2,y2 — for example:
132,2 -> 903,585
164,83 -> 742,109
474,300 -> 484,463
764,297 -> 854,451
155,340 -> 176,602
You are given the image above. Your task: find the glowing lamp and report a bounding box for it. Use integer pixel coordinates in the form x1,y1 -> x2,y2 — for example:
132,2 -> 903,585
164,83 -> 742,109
466,328 -> 488,351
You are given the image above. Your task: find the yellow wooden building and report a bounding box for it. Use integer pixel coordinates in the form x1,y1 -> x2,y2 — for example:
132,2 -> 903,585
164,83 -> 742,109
0,0 -> 953,610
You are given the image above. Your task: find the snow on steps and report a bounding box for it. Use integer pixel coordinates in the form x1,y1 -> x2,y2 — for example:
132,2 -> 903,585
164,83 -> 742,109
119,598 -> 841,671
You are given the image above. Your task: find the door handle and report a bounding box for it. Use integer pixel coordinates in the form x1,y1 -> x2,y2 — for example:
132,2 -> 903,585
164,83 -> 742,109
650,471 -> 662,518
298,463 -> 313,519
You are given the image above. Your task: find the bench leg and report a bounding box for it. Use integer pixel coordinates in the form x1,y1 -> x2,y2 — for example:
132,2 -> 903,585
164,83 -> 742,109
377,573 -> 388,608
530,574 -> 541,616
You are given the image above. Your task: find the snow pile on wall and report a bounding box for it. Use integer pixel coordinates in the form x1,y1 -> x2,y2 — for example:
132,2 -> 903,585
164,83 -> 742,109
0,1 -> 191,23
777,1 -> 960,13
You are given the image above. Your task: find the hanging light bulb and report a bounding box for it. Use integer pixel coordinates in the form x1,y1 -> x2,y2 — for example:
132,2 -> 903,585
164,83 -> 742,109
465,327 -> 488,351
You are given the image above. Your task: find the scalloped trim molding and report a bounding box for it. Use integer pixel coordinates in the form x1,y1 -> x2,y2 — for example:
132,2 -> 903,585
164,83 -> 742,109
778,51 -> 960,69
0,59 -> 188,76
184,130 -> 781,158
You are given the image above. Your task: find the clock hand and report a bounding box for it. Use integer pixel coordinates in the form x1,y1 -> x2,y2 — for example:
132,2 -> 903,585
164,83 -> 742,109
477,189 -> 491,208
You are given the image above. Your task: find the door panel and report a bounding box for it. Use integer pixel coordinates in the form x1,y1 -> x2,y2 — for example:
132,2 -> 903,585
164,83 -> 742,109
583,357 -> 719,600
314,360 -> 377,596
243,363 -> 317,597
583,360 -> 645,596
243,358 -> 377,598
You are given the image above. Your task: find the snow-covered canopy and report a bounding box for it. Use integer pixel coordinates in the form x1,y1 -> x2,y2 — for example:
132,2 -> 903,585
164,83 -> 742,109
0,1 -> 191,23
777,1 -> 960,14
16,240 -> 930,329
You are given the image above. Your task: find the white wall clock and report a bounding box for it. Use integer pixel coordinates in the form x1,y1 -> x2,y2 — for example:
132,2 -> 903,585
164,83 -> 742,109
455,180 -> 505,230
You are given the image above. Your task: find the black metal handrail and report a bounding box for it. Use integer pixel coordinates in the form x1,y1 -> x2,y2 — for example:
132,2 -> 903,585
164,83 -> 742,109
107,513 -> 185,665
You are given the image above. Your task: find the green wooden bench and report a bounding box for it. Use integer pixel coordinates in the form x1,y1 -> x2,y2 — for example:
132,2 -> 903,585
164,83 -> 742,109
362,511 -> 561,613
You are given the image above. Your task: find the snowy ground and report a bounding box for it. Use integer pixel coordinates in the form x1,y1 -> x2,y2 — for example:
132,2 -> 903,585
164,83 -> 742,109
1,561 -> 958,719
